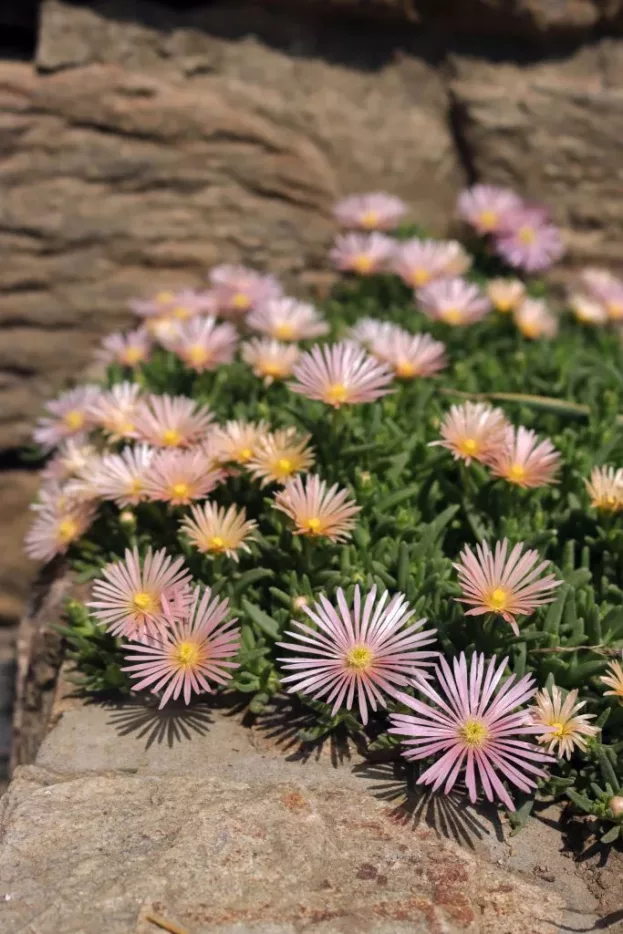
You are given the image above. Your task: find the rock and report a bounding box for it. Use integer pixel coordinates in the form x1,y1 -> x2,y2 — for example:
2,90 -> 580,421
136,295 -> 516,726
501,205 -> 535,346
0,472 -> 38,623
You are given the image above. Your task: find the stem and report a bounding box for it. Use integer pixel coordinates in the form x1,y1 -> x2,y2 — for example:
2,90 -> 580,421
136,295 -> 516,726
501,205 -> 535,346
144,913 -> 190,934
529,644 -> 616,656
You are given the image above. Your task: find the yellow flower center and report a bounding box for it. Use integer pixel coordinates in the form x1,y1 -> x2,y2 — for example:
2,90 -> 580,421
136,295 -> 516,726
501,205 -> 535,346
116,419 -> 135,436
132,591 -> 157,614
606,301 -> 623,321
172,305 -> 191,320
209,535 -> 225,552
187,345 -> 209,366
128,478 -> 144,496
275,323 -> 295,341
459,718 -> 490,748
353,255 -> 373,274
518,225 -> 536,245
239,447 -> 253,462
306,516 -> 323,534
494,299 -> 513,313
485,587 -> 509,613
161,429 -> 183,446
122,346 -> 145,366
57,518 -> 78,544
508,463 -> 526,484
325,383 -> 348,406
457,437 -> 479,458
261,362 -> 286,379
345,645 -> 374,671
441,307 -> 463,325
232,291 -> 251,311
519,322 -> 541,339
64,410 -> 85,431
550,721 -> 567,738
171,482 -> 190,500
395,360 -> 418,379
276,457 -> 293,477
361,210 -> 379,229
174,641 -> 200,668
477,209 -> 498,230
155,291 -> 175,304
411,268 -> 431,287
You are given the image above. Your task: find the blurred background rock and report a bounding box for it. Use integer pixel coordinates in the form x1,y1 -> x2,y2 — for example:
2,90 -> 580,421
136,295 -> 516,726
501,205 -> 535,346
1,0 -> 622,779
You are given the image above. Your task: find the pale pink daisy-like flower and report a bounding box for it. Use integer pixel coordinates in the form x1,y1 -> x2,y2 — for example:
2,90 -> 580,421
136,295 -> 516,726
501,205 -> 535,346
430,402 -> 509,466
97,328 -> 152,368
122,586 -> 240,707
88,546 -> 192,640
242,338 -> 300,383
180,502 -> 257,561
487,278 -> 526,313
25,498 -> 97,562
41,439 -> 99,484
585,465 -> 623,513
247,427 -> 315,486
530,686 -> 598,759
146,316 -> 184,346
143,448 -> 225,506
457,184 -> 523,234
392,239 -> 456,289
417,277 -> 491,327
579,268 -> 623,321
210,419 -> 270,466
514,298 -> 559,340
568,292 -> 608,326
209,265 -> 282,317
600,655 -> 623,701
289,341 -> 393,408
133,393 -> 213,448
89,381 -> 143,441
273,474 -> 361,542
278,585 -> 437,725
131,288 -> 216,322
439,240 -> 473,277
454,539 -> 561,636
348,318 -> 399,350
371,328 -> 447,380
247,297 -> 329,342
333,192 -> 407,231
489,426 -> 561,488
495,208 -> 564,273
389,652 -> 553,810
330,232 -> 396,276
92,444 -> 155,508
162,316 -> 238,372
33,385 -> 101,451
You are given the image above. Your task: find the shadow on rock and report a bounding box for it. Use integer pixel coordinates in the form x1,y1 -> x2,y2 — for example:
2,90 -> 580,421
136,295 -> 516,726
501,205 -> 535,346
251,695 -> 357,768
101,697 -> 214,749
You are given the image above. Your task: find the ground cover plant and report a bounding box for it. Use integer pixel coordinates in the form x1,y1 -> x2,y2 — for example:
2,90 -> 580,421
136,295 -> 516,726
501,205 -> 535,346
25,186 -> 623,839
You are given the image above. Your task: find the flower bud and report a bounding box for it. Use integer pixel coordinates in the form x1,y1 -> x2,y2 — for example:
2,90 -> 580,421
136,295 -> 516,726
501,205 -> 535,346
119,510 -> 136,527
608,796 -> 623,818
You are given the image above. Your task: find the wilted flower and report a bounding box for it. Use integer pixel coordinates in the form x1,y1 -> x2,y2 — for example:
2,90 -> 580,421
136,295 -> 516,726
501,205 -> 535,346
162,316 -> 238,371
430,402 -> 508,465
247,297 -> 329,342
242,338 -> 300,382
454,538 -> 561,636
531,686 -> 598,759
392,238 -> 456,289
495,208 -> 564,273
247,427 -> 315,486
389,652 -> 552,811
601,656 -> 623,701
143,448 -> 225,506
417,277 -> 491,326
122,586 -> 240,707
25,497 -> 97,562
92,444 -> 155,507
514,298 -> 559,340
209,265 -> 282,317
371,328 -> 447,380
273,474 -> 361,542
457,184 -> 523,234
585,465 -> 623,513
210,419 -> 269,466
97,328 -> 152,368
489,426 -> 560,488
133,393 -> 213,448
289,341 -> 393,408
89,381 -> 143,441
180,502 -> 257,560
487,278 -> 526,313
568,292 -> 608,326
88,546 -> 192,640
330,232 -> 396,275
333,192 -> 407,231
33,385 -> 101,451
278,585 -> 437,725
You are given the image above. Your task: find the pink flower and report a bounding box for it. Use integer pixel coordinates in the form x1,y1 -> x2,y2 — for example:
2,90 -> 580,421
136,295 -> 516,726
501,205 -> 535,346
489,426 -> 561,488
514,298 -> 559,340
133,393 -> 214,448
33,385 -> 101,451
392,239 -> 457,289
333,192 -> 407,231
389,652 -> 553,810
25,496 -> 97,562
495,208 -> 564,273
208,265 -> 282,317
278,585 -> 437,725
586,465 -> 623,513
41,440 -> 98,484
89,382 -> 143,441
417,277 -> 491,327
530,686 -> 598,759
487,278 -> 526,314
348,318 -> 399,350
289,341 -> 393,408
430,402 -> 509,465
454,539 -> 561,636
439,240 -> 473,277
247,297 -> 329,342
273,474 -> 361,542
143,448 -> 225,506
209,419 -> 270,465
131,288 -> 216,321
371,328 -> 447,380
457,184 -> 523,234
568,292 -> 608,326
88,546 -> 192,640
161,316 -> 238,371
122,586 -> 240,708
92,444 -> 155,507
97,328 -> 152,368
242,338 -> 301,383
180,502 -> 257,561
247,427 -> 315,486
330,232 -> 396,275
600,655 -> 623,700
579,268 -> 623,320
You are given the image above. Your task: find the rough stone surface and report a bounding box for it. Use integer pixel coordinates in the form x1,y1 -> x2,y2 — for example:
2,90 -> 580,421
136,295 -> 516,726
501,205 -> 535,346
0,472 -> 38,624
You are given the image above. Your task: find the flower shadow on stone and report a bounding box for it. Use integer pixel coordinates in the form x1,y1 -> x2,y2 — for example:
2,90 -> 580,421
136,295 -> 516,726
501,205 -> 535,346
251,695 -> 356,768
353,759 -> 502,851
103,696 -> 214,750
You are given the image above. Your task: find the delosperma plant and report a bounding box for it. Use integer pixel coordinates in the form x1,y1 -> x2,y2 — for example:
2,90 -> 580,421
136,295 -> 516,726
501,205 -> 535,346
25,183 -> 623,838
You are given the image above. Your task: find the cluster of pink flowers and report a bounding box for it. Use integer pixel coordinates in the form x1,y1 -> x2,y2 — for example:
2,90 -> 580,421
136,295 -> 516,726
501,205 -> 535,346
568,268 -> 623,327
